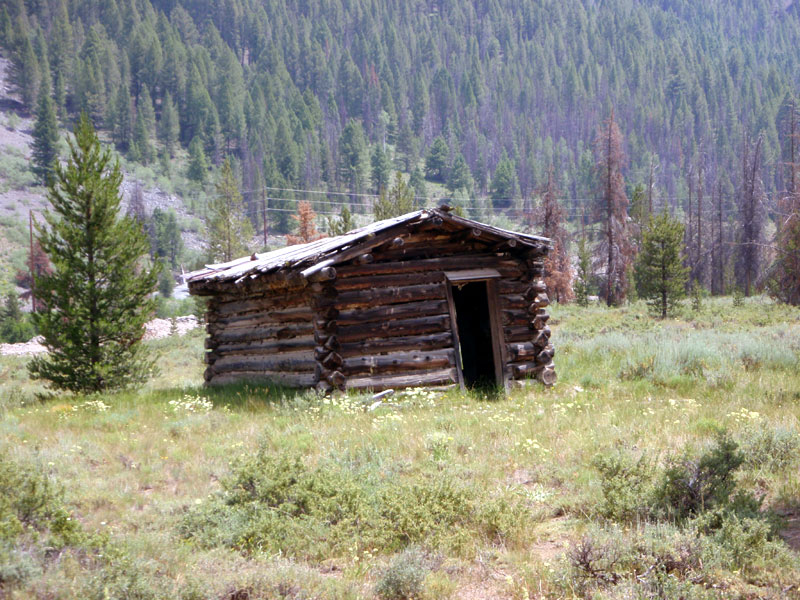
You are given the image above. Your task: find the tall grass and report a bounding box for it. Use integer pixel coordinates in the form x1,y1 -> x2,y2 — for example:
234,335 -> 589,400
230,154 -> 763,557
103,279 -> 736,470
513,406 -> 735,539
0,297 -> 798,598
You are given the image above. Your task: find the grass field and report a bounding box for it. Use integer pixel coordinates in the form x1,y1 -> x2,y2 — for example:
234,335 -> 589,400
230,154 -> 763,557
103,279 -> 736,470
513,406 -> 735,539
1,296 -> 799,599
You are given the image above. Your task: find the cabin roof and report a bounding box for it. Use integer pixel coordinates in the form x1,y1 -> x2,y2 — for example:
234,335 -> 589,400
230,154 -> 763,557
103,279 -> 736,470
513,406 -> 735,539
187,207 -> 550,287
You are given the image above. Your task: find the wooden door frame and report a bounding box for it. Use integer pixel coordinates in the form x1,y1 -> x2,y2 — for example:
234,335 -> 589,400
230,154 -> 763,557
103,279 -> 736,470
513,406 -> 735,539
444,272 -> 509,391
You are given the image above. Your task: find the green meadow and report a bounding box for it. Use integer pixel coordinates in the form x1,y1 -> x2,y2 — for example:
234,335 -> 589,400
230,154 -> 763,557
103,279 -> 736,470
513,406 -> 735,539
1,296 -> 799,599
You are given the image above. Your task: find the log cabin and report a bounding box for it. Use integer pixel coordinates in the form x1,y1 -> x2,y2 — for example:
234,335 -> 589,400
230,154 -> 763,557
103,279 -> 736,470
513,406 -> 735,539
187,206 -> 556,392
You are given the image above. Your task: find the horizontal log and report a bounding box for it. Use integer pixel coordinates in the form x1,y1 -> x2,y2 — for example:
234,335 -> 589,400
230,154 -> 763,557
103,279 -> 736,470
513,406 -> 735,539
531,313 -> 550,329
537,364 -> 557,386
536,344 -> 555,363
215,335 -> 316,356
322,352 -> 344,369
336,255 -> 525,278
511,362 -> 538,378
498,279 -> 532,295
337,299 -> 449,326
345,368 -> 458,392
334,271 -> 444,292
502,310 -> 530,327
533,326 -> 551,347
212,292 -> 310,317
508,342 -> 537,360
354,253 -> 374,265
339,332 -> 453,358
333,283 -> 445,309
208,306 -> 314,328
307,266 -> 337,283
504,327 -> 535,343
530,279 -> 547,294
314,319 -> 339,334
337,314 -> 450,343
204,337 -> 219,350
342,349 -> 455,376
212,322 -> 314,343
499,294 -> 527,310
207,371 -> 317,388
327,370 -> 346,387
533,293 -> 550,308
211,352 -> 317,374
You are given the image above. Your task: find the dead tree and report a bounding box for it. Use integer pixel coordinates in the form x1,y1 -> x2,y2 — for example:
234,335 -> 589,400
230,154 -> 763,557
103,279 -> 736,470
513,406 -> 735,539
538,166 -> 573,303
736,133 -> 766,297
594,110 -> 634,306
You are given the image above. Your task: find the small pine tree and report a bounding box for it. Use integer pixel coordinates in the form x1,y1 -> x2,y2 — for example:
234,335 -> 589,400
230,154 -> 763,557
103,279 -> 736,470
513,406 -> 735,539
327,205 -> 355,236
424,136 -> 449,182
206,157 -> 253,262
0,291 -> 35,343
31,79 -> 59,183
634,212 -> 689,318
371,145 -> 392,193
29,114 -> 159,392
159,91 -> 179,157
187,136 -> 209,185
574,237 -> 592,307
373,172 -> 415,220
286,201 -> 326,245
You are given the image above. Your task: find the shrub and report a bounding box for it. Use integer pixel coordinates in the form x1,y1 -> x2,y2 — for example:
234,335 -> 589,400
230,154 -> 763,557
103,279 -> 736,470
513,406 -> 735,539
738,423 -> 800,472
0,454 -> 83,590
374,548 -> 430,600
593,452 -> 656,521
654,436 -> 745,519
181,444 -> 531,560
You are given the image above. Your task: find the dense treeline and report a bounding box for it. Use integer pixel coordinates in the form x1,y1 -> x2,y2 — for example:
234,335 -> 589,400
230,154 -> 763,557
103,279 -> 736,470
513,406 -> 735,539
5,0 -> 800,207
3,0 -> 800,304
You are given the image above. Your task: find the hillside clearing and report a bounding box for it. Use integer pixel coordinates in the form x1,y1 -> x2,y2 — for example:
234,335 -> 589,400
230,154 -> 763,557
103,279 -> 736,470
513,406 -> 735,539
1,296 -> 799,599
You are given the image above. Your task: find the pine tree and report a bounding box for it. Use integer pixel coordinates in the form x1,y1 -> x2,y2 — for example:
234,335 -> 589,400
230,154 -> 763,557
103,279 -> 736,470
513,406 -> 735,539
447,152 -> 472,193
132,85 -> 156,164
109,82 -> 132,151
187,136 -> 209,185
594,110 -> 635,306
339,119 -> 367,193
0,291 -> 34,343
574,237 -> 592,307
31,79 -> 59,184
374,172 -> 415,220
634,213 -> 689,319
409,167 -> 427,201
206,157 -> 253,262
29,114 -> 158,392
490,151 -> 518,209
12,33 -> 39,107
424,136 -> 449,183
327,205 -> 355,236
371,145 -> 392,192
159,91 -> 179,157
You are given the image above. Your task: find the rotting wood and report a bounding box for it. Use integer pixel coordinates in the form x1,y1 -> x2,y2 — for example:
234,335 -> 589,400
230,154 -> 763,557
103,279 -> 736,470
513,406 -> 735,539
337,314 -> 450,343
336,255 -> 525,278
211,354 -> 317,374
337,299 -> 449,326
331,283 -> 446,309
339,332 -> 453,358
215,335 -> 316,356
345,368 -> 458,391
342,349 -> 455,376
207,371 -> 317,388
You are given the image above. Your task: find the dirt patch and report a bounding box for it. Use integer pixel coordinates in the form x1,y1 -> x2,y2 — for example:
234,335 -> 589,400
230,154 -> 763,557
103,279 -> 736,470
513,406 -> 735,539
780,513 -> 800,552
0,316 -> 200,356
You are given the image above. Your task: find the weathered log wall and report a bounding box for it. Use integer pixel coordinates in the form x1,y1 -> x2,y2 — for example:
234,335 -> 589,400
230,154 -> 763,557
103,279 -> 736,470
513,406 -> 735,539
202,287 -> 317,387
198,225 -> 555,391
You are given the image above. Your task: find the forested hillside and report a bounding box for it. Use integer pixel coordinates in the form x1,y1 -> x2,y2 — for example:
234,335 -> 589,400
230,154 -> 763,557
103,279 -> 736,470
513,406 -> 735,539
3,0 -> 800,230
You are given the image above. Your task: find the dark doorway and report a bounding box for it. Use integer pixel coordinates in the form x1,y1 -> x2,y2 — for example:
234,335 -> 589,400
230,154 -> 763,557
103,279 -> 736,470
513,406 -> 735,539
450,281 -> 498,388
